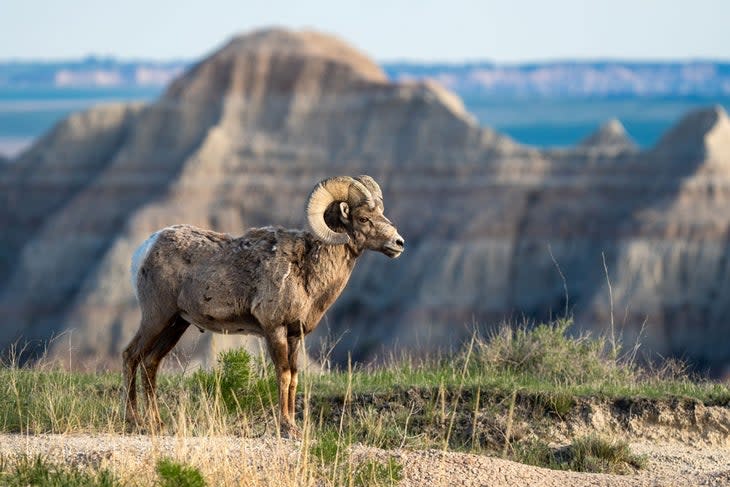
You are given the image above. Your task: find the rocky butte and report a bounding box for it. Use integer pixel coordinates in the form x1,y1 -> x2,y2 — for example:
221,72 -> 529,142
1,29 -> 730,373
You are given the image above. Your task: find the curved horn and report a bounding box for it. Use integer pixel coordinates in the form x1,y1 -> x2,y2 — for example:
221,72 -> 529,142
356,175 -> 383,209
307,176 -> 374,245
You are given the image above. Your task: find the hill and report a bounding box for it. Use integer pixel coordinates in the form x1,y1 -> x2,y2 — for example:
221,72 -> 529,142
2,28 -> 730,373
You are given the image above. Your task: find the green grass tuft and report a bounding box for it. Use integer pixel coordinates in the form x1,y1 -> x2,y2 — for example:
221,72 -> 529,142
156,458 -> 206,487
311,428 -> 347,466
353,458 -> 404,487
568,435 -> 646,474
514,435 -> 646,474
309,429 -> 403,486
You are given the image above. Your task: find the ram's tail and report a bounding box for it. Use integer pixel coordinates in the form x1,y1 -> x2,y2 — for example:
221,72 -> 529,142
130,231 -> 161,300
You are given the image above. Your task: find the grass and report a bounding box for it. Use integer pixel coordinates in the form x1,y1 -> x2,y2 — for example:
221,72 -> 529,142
0,318 -> 728,484
568,435 -> 647,474
0,454 -> 121,486
189,347 -> 277,414
309,427 -> 404,486
353,458 -> 403,487
0,367 -> 123,433
515,435 -> 646,474
309,320 -> 730,405
156,458 -> 206,487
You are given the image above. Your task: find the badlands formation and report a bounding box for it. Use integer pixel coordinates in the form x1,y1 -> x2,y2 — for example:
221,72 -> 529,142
1,29 -> 730,372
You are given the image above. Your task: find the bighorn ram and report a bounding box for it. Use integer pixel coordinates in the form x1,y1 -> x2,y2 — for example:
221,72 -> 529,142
124,175 -> 404,436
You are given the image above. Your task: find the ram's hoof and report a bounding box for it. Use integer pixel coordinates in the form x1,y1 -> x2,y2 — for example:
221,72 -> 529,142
281,422 -> 301,440
146,418 -> 165,434
124,418 -> 145,434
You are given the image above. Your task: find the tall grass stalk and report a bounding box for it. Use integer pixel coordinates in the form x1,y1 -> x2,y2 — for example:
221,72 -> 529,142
443,333 -> 475,451
602,251 -> 617,359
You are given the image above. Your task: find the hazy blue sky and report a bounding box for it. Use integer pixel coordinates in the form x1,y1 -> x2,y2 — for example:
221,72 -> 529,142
2,0 -> 729,62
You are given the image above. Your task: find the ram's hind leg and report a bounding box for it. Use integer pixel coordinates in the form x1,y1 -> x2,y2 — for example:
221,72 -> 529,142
141,316 -> 190,430
122,332 -> 144,427
123,303 -> 178,430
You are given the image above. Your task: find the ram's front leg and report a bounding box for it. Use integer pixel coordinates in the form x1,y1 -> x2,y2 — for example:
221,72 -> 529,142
266,327 -> 299,439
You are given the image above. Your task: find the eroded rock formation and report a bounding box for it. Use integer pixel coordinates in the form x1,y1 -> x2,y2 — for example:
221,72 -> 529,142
1,29 -> 729,373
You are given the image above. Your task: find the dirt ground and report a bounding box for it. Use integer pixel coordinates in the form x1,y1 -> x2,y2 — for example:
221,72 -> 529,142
1,433 -> 729,487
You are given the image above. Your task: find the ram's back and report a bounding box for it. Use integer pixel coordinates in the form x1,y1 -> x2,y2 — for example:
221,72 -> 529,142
132,225 -> 231,304
133,224 -> 320,332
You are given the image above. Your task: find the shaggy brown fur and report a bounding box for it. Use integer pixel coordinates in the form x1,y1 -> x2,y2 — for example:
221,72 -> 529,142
123,176 -> 403,437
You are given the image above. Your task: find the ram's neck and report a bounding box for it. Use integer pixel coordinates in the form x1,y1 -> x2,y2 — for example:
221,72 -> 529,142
305,242 -> 359,323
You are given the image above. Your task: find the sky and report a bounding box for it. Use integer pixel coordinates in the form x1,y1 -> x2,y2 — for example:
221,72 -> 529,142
2,0 -> 729,63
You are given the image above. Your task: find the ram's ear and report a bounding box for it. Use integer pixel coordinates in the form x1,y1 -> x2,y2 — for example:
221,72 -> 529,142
339,202 -> 350,223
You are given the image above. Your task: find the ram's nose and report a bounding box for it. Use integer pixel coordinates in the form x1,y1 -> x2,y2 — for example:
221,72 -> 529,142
383,233 -> 405,258
394,235 -> 405,250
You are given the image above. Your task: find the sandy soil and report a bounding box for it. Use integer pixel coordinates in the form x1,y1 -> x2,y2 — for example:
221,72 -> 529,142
1,434 -> 729,486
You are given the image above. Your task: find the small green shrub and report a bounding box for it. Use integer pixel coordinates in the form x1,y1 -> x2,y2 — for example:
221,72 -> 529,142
0,454 -> 120,487
353,458 -> 404,487
218,349 -> 253,404
156,458 -> 206,487
190,348 -> 276,413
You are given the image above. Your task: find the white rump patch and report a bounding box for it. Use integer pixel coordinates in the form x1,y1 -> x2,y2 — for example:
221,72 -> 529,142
130,230 -> 161,299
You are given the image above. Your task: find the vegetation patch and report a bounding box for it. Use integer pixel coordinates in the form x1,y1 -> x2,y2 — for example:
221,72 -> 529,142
353,458 -> 404,487
189,348 -> 276,414
0,454 -> 120,487
156,458 -> 206,487
469,319 -> 632,386
309,428 -> 404,486
1,318 -> 728,478
514,435 -> 646,474
568,435 -> 647,474
0,368 -> 122,433
310,428 -> 346,467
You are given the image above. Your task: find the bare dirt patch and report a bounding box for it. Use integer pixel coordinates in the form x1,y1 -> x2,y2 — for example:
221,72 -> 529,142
1,433 -> 729,486
2,395 -> 730,486
555,397 -> 730,447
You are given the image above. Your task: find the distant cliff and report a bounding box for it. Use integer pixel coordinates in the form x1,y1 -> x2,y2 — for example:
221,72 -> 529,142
384,61 -> 730,97
3,56 -> 730,98
2,29 -> 730,375
0,57 -> 186,87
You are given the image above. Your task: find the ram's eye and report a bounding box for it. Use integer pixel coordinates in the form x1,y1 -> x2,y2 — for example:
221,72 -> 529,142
358,217 -> 369,224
